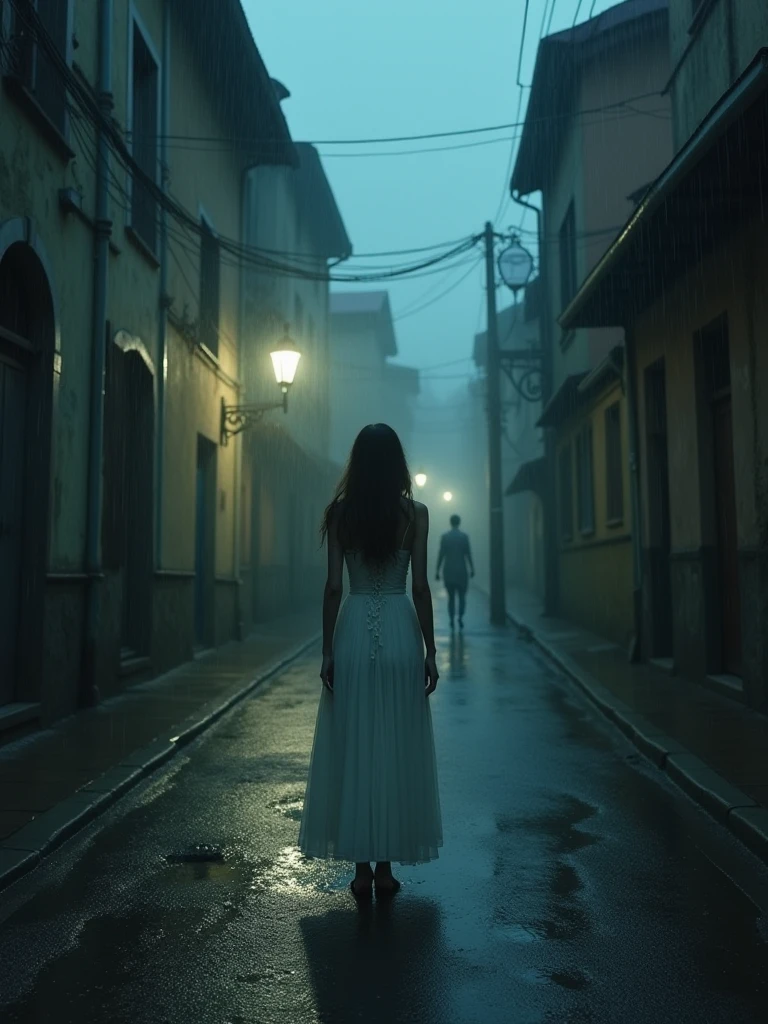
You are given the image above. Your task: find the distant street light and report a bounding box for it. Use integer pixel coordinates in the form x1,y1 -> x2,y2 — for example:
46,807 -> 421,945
414,471 -> 428,488
221,324 -> 301,445
443,491 -> 453,502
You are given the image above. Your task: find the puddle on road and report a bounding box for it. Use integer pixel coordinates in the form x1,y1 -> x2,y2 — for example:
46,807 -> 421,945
162,859 -> 250,885
268,793 -> 305,821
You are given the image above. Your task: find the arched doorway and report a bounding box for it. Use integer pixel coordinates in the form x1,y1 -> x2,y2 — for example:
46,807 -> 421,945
103,331 -> 155,668
0,235 -> 56,706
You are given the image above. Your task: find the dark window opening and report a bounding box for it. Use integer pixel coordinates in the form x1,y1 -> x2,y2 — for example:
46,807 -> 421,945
559,444 -> 573,542
9,0 -> 69,133
605,401 -> 623,523
575,422 -> 595,534
199,220 -> 220,356
131,22 -> 159,252
697,312 -> 730,400
559,201 -> 577,310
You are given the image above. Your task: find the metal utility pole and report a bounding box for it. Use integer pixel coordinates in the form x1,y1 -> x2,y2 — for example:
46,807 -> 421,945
484,221 -> 507,626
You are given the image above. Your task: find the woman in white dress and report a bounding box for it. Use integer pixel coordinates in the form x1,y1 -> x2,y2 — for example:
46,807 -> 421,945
298,424 -> 442,899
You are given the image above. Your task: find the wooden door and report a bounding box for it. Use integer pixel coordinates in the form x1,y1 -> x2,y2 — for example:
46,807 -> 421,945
0,357 -> 27,702
713,397 -> 741,675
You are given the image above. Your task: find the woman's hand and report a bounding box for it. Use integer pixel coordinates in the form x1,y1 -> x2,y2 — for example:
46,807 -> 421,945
320,654 -> 334,693
424,654 -> 439,697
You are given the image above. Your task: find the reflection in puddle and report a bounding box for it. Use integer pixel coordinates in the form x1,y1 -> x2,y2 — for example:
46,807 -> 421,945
162,860 -> 249,885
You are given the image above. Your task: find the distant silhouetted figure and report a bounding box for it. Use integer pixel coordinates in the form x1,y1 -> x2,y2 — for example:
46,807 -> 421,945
436,514 -> 474,630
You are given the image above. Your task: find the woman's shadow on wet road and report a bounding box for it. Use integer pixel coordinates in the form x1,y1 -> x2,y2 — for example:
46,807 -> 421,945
300,894 -> 449,1024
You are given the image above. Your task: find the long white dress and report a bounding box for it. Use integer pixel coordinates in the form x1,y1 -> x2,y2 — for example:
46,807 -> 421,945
299,549 -> 443,865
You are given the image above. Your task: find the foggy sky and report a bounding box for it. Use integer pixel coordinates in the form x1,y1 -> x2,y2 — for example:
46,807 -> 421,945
245,1 -> 622,399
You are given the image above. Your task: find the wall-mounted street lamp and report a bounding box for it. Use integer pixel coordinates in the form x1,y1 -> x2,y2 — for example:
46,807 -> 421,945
220,325 -> 301,446
414,471 -> 428,488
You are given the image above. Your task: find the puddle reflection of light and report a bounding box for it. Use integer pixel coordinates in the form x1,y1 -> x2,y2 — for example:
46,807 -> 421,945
251,846 -> 306,894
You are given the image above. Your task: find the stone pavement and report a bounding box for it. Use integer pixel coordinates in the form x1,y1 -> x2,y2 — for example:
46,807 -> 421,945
503,586 -> 768,864
0,607 -> 319,889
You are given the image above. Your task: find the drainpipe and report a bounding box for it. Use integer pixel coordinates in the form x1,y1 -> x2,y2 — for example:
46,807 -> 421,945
625,325 -> 645,662
82,0 -> 113,704
155,0 -> 170,568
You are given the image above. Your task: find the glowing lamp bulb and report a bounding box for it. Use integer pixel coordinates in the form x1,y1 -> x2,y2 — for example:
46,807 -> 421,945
443,491 -> 453,502
414,472 -> 427,488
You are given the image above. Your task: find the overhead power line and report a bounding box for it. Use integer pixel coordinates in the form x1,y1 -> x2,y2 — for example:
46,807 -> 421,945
128,91 -> 665,151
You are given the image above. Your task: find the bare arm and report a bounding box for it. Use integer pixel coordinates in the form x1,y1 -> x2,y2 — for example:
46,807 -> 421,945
465,535 -> 475,576
321,509 -> 344,688
435,535 -> 445,579
411,503 -> 436,657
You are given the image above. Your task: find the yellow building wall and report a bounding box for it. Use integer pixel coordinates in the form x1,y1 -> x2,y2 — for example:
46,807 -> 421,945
96,1 -> 249,581
556,379 -> 634,645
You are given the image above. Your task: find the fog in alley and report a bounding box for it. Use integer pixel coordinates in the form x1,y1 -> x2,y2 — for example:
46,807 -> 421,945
2,1 -> 768,1021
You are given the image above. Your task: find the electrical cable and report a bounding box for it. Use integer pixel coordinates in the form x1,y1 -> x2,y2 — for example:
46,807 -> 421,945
393,256 -> 483,319
130,93 -> 667,156
5,2 -> 480,286
547,0 -> 559,34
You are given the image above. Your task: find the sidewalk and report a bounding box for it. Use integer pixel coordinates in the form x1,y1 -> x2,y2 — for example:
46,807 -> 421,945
0,607 -> 320,890
504,586 -> 768,865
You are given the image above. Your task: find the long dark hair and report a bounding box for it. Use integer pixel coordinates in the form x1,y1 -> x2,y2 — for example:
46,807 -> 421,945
321,424 -> 413,563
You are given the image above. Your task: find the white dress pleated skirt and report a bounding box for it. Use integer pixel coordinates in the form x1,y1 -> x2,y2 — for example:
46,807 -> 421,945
299,551 -> 442,865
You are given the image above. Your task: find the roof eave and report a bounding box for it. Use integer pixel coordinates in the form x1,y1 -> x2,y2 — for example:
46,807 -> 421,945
560,47 -> 768,330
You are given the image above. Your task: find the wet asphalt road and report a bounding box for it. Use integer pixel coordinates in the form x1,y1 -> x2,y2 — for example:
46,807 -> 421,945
1,594 -> 768,1024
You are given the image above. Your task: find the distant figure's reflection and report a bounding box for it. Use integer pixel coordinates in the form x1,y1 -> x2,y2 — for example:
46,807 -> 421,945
300,897 -> 448,1024
448,632 -> 466,678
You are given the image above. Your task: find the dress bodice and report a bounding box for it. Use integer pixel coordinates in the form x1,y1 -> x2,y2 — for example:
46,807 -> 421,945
346,549 -> 410,596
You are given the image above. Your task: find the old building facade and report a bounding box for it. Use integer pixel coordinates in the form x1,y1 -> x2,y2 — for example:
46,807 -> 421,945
241,136 -> 352,621
562,2 -> 768,709
0,0 -> 296,730
509,0 -> 673,645
328,291 -> 420,466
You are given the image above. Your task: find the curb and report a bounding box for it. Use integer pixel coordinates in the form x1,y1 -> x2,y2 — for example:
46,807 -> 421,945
0,631 -> 321,893
505,607 -> 768,867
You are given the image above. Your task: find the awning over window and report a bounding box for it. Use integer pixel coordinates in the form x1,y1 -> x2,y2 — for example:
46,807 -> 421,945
536,373 -> 587,430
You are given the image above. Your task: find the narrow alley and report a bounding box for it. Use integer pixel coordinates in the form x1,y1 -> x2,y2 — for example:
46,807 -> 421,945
1,594 -> 766,1024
